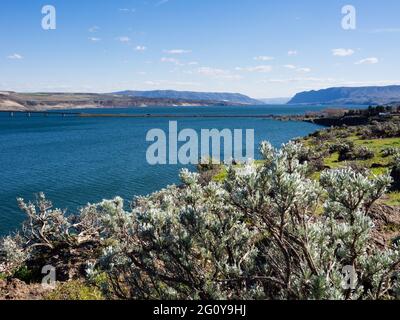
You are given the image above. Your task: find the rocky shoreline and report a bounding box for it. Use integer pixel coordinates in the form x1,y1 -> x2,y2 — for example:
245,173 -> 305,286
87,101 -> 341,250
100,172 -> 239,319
271,106 -> 400,127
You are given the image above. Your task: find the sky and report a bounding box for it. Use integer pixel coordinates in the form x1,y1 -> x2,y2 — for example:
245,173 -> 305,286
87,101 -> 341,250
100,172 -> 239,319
1,0 -> 400,98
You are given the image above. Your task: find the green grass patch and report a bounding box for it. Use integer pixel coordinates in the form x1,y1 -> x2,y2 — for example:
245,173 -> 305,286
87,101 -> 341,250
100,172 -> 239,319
324,152 -> 341,169
45,281 -> 104,300
319,137 -> 400,175
213,168 -> 228,182
13,266 -> 35,283
385,192 -> 400,206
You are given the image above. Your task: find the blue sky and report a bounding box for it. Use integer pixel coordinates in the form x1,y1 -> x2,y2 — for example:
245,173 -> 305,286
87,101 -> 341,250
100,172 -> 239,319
1,0 -> 400,98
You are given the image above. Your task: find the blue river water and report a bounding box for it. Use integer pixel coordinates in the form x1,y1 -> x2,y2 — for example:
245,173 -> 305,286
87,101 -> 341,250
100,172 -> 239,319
0,104 -> 363,235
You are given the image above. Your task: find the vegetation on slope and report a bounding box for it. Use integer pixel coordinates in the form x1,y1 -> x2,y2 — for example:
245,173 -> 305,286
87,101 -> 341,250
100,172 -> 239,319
1,106 -> 400,300
1,141 -> 400,300
299,114 -> 400,205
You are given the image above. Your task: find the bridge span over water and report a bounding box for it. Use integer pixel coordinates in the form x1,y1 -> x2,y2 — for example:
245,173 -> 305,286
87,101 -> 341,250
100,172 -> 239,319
0,110 -> 279,119
0,110 -> 81,117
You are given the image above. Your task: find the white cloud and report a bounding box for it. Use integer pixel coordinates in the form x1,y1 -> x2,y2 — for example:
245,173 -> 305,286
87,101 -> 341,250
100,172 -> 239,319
144,80 -> 199,87
288,50 -> 298,56
197,67 -> 241,80
197,67 -> 225,76
135,46 -> 147,51
296,67 -> 311,73
88,26 -> 100,33
339,80 -> 400,86
116,36 -> 131,43
355,57 -> 379,65
283,64 -> 311,73
7,54 -> 23,60
332,48 -> 355,57
265,77 -> 336,84
236,65 -> 272,73
264,78 -> 400,91
254,56 -> 274,61
164,49 -> 192,54
89,37 -> 101,42
160,57 -> 199,67
161,57 -> 183,65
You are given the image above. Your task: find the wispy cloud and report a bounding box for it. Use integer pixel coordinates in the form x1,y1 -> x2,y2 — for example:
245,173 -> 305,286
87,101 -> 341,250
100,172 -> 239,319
265,77 -> 337,84
371,28 -> 400,33
163,49 -> 192,54
119,8 -> 136,13
296,67 -> 311,73
116,36 -> 131,43
88,37 -> 101,42
135,46 -> 147,51
155,0 -> 169,7
7,53 -> 23,60
161,57 -> 183,65
332,48 -> 355,57
160,57 -> 198,67
254,56 -> 274,61
197,67 -> 241,80
287,50 -> 298,56
355,57 -> 379,65
88,26 -> 100,33
144,80 -> 199,87
265,78 -> 400,91
339,80 -> 400,86
235,65 -> 272,73
283,64 -> 311,73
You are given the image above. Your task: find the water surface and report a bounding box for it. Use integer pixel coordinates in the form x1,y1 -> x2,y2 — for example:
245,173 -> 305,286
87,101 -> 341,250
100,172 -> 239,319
0,104 -> 362,235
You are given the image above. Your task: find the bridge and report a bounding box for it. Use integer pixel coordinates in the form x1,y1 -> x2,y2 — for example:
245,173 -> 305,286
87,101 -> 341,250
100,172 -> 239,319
78,113 -> 277,119
0,110 -> 82,117
0,110 -> 280,119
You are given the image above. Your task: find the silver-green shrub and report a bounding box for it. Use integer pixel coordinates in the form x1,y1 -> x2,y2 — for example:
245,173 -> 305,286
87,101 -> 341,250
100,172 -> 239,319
90,142 -> 399,300
1,142 -> 400,300
0,235 -> 27,275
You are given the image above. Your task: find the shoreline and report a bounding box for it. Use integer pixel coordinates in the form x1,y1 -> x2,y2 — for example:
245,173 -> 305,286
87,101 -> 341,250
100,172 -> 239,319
0,92 -> 252,112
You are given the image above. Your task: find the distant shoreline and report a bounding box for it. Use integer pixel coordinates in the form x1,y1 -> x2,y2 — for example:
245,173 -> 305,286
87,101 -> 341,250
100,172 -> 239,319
0,91 -> 247,112
0,110 -> 300,119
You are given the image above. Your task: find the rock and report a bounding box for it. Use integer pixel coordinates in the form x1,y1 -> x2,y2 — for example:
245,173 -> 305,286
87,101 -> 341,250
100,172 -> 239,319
369,204 -> 400,248
0,279 -> 51,300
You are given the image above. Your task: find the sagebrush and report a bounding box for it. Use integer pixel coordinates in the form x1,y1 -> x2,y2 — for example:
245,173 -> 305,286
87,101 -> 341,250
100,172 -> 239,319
1,142 -> 400,300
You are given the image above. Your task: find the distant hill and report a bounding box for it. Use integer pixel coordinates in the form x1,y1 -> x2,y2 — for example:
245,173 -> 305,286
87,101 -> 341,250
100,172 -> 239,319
0,92 -> 236,111
113,90 -> 264,105
259,97 -> 291,105
288,85 -> 400,105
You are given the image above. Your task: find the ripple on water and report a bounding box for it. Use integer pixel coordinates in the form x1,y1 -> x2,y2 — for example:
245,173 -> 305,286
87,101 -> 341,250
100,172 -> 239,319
0,105 -> 335,235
